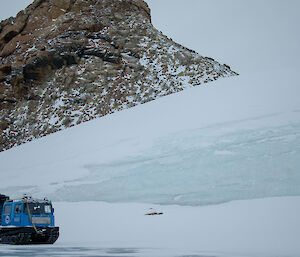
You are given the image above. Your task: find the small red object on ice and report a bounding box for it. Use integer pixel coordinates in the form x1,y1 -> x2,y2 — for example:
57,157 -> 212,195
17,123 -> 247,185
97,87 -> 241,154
145,212 -> 163,216
145,208 -> 164,215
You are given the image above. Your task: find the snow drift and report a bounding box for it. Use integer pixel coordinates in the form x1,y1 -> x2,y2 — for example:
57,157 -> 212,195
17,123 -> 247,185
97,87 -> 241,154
0,67 -> 299,206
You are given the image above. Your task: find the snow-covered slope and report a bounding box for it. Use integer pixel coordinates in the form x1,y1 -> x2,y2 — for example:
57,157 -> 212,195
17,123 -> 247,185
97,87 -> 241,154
0,66 -> 299,205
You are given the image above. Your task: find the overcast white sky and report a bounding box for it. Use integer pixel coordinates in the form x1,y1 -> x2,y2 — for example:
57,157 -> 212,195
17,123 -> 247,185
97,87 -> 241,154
0,0 -> 33,20
1,0 -> 300,74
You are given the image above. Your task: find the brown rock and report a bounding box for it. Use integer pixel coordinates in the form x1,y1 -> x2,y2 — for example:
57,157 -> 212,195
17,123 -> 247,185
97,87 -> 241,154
0,120 -> 9,130
0,65 -> 11,76
0,0 -> 237,152
51,0 -> 71,10
0,38 -> 17,57
0,12 -> 28,49
132,0 -> 151,19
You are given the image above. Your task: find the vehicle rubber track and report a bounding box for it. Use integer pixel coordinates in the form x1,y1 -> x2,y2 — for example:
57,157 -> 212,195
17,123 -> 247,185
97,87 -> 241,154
0,227 -> 59,245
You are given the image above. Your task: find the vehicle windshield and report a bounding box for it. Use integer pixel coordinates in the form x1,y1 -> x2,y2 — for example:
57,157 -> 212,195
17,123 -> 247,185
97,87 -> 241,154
24,203 -> 52,215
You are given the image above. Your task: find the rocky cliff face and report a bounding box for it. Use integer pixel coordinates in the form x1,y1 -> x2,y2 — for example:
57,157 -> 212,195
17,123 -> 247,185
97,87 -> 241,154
0,0 -> 237,151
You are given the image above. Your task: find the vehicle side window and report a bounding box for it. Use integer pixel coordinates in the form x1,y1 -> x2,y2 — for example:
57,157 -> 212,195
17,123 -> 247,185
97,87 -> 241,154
14,204 -> 22,214
3,205 -> 11,215
45,205 -> 52,214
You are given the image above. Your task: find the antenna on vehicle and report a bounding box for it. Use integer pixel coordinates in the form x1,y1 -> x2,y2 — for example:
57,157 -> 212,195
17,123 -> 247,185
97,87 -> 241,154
22,194 -> 32,201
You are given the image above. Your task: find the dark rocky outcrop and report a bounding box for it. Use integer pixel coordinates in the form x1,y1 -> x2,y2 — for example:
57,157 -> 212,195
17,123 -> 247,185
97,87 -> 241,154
0,0 -> 238,151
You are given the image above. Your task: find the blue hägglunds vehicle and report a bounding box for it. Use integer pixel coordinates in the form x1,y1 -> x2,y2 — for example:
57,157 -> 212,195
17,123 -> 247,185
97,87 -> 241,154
0,194 -> 59,244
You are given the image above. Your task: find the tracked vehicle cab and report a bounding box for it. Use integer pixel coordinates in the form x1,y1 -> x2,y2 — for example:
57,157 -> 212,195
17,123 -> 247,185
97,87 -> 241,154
1,198 -> 55,227
0,194 -> 59,245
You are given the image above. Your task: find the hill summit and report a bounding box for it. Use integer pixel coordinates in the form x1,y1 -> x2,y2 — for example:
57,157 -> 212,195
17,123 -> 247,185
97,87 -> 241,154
0,0 -> 237,151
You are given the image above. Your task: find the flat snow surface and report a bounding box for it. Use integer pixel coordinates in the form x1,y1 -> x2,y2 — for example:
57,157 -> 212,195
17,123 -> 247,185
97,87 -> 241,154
55,197 -> 300,257
1,197 -> 300,257
1,0 -> 300,256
